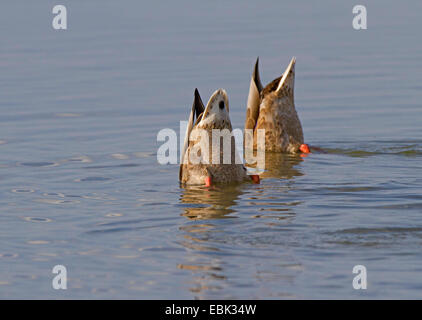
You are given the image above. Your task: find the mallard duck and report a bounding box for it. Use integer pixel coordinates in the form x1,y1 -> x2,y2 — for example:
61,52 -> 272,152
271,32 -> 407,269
244,57 -> 310,154
180,89 -> 259,186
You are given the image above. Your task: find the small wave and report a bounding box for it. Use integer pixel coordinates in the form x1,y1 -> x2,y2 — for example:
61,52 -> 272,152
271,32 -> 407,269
12,188 -> 35,193
319,142 -> 422,157
35,199 -> 80,205
23,217 -> 52,223
18,161 -> 59,167
82,163 -> 139,169
75,176 -> 111,182
330,227 -> 422,235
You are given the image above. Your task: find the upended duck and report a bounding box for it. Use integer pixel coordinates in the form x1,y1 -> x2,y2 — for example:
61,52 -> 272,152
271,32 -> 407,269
245,57 -> 310,154
179,89 -> 260,186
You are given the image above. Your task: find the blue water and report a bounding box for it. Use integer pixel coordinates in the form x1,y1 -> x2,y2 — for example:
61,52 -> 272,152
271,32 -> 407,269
0,0 -> 421,299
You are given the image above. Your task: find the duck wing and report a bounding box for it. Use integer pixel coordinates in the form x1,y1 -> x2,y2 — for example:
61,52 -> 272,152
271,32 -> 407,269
245,58 -> 263,131
180,89 -> 205,180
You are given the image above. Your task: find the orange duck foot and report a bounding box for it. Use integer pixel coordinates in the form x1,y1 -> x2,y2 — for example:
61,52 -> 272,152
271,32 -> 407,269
204,176 -> 212,187
250,175 -> 260,184
300,144 -> 311,153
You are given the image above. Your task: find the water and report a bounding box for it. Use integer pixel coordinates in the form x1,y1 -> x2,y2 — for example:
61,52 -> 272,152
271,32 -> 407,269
1,0 -> 421,299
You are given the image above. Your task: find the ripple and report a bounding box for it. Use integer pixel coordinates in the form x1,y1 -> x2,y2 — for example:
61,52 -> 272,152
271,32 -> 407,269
393,150 -> 420,156
67,156 -> 92,163
78,249 -> 102,256
27,240 -> 50,245
12,188 -> 35,193
91,288 -> 115,294
35,199 -> 80,205
333,227 -> 422,235
324,227 -> 422,248
106,213 -> 123,217
42,192 -> 65,198
75,177 -> 111,182
113,255 -> 140,259
38,252 -> 58,257
133,152 -> 154,158
23,217 -> 52,223
0,253 -> 18,259
324,142 -> 422,157
86,221 -> 171,234
376,203 -> 422,210
82,194 -> 116,200
111,153 -> 129,160
83,163 -> 139,169
19,161 -> 58,167
177,264 -> 222,271
14,274 -> 38,280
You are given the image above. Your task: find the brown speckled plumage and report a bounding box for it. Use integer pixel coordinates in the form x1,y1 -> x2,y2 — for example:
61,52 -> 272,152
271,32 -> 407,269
245,57 -> 304,153
180,89 -> 249,185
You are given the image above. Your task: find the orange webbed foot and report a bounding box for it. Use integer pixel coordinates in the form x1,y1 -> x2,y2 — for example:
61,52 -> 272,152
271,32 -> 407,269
300,144 -> 311,154
250,175 -> 260,184
204,176 -> 212,187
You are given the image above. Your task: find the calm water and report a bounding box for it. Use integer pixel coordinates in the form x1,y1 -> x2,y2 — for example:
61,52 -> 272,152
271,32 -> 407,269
1,0 -> 422,299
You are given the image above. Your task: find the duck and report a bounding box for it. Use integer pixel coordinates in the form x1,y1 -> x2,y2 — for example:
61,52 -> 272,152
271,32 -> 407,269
180,88 -> 260,186
244,57 -> 310,154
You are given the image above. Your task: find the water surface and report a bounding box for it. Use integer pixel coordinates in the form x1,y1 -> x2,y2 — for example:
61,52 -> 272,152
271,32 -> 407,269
1,0 -> 422,299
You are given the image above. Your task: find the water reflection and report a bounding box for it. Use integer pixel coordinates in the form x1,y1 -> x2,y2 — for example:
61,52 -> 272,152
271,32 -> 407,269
177,223 -> 226,297
177,155 -> 304,298
179,154 -> 303,220
178,186 -> 241,296
260,153 -> 304,179
179,185 -> 244,220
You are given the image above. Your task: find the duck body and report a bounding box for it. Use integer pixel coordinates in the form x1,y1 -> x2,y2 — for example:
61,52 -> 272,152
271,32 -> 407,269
180,89 -> 250,186
245,57 -> 305,153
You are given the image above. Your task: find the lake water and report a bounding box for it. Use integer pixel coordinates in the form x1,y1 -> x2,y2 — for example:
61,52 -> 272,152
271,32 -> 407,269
0,0 -> 421,299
